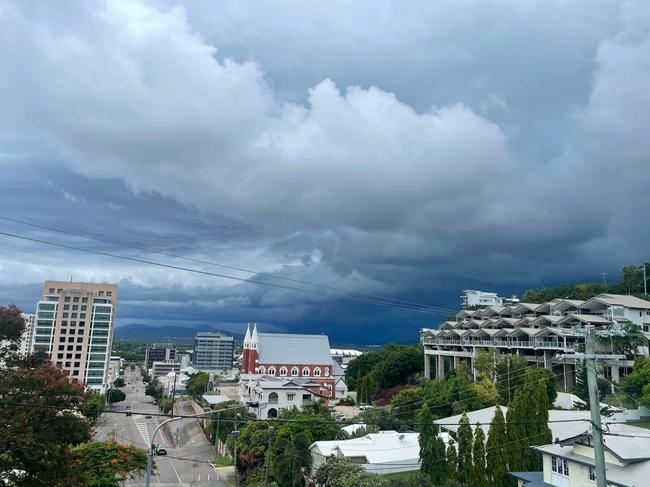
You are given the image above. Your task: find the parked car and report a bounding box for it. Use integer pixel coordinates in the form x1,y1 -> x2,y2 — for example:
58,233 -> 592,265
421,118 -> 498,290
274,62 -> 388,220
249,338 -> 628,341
156,445 -> 167,455
359,405 -> 373,412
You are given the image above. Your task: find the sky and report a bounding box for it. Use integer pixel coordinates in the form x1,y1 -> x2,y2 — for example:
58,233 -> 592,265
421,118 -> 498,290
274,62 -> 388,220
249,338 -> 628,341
0,0 -> 649,344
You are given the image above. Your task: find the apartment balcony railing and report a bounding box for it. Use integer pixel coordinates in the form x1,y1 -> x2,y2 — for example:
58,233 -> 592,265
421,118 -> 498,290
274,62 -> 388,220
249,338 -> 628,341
423,337 -> 570,350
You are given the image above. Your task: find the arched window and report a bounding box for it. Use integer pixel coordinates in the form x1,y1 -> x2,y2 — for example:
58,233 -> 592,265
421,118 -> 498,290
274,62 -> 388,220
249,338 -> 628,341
302,367 -> 310,376
314,367 -> 321,377
268,392 -> 279,404
280,367 -> 287,376
291,367 -> 299,377
268,367 -> 276,376
258,366 -> 266,374
267,408 -> 278,418
324,367 -> 330,377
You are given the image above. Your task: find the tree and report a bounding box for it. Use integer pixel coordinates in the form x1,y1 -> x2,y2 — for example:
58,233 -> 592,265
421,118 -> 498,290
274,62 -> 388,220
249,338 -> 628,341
108,389 -> 126,404
186,372 -> 210,397
0,304 -> 25,365
485,406 -> 508,487
159,397 -> 174,413
70,441 -> 149,487
456,413 -> 473,484
112,377 -> 125,388
392,389 -> 425,430
83,394 -> 107,421
446,439 -> 458,481
0,352 -> 91,485
471,424 -> 487,487
494,356 -> 528,405
474,349 -> 498,380
345,345 -> 423,392
315,458 -> 388,487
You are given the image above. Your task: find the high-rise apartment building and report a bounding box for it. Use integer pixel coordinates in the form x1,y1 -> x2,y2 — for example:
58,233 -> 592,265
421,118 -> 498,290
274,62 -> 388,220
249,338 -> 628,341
145,343 -> 177,369
32,280 -> 118,392
192,332 -> 234,371
19,313 -> 36,356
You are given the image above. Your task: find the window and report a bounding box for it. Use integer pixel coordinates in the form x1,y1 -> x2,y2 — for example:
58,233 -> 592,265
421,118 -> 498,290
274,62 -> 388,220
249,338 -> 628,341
62,320 -> 68,326
73,297 -> 79,302
551,456 -> 569,476
63,304 -> 70,310
268,367 -> 276,376
82,297 -> 88,303
291,367 -> 299,376
287,393 -> 295,402
98,291 -> 104,296
63,313 -> 69,318
280,367 -> 287,376
61,329 -> 66,334
258,366 -> 266,374
72,305 -> 78,310
64,296 -> 71,302
268,392 -> 279,404
49,288 -> 55,293
57,353 -> 64,359
589,467 -> 596,481
69,329 -> 75,335
302,367 -> 310,376
81,305 -> 87,311
68,337 -> 74,342
106,291 -> 112,296
324,367 -> 330,377
314,367 -> 321,377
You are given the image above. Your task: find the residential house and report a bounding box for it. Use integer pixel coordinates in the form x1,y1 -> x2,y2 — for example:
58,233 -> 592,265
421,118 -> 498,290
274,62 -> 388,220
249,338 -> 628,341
512,423 -> 650,487
240,375 -> 328,419
311,431 -> 423,475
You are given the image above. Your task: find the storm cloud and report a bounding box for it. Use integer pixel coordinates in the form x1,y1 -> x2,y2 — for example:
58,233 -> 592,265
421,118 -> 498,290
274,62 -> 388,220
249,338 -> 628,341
0,0 -> 648,343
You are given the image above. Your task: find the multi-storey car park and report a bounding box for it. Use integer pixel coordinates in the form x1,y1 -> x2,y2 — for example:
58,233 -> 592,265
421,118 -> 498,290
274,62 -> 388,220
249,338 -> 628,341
421,293 -> 650,391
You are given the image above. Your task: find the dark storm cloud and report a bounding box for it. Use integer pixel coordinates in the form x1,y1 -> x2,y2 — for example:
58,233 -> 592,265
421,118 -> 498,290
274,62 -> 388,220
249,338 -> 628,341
0,0 -> 649,343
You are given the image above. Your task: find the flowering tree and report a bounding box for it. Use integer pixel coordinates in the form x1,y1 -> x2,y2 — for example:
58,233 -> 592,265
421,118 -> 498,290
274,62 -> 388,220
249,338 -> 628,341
70,442 -> 149,487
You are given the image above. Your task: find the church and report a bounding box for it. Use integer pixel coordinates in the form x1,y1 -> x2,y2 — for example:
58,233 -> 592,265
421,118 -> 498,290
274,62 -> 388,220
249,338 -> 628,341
241,323 -> 337,396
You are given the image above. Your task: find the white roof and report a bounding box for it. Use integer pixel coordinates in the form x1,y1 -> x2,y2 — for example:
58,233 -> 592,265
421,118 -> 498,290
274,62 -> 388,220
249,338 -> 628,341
202,394 -> 231,406
311,431 -> 420,465
435,406 -> 593,442
258,332 -> 332,364
330,349 -> 363,357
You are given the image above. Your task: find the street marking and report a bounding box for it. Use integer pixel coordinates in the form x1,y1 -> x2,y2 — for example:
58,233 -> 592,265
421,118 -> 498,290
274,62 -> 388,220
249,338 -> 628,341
169,459 -> 182,484
135,422 -> 150,446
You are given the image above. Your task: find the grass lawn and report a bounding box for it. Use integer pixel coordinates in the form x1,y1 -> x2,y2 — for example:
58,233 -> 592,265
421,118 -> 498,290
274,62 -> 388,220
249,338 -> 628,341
601,392 -> 637,409
213,455 -> 233,467
630,421 -> 650,430
380,470 -> 420,480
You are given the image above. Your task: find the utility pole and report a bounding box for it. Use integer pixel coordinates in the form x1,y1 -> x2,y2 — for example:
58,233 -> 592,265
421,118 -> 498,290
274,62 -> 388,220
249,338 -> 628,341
214,410 -> 221,457
559,326 -> 627,487
264,426 -> 274,487
585,327 -> 607,487
171,371 -> 178,419
232,413 -> 241,487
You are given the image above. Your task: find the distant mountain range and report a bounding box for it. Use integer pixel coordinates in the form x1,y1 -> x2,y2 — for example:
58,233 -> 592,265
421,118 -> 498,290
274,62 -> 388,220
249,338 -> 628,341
115,323 -> 240,341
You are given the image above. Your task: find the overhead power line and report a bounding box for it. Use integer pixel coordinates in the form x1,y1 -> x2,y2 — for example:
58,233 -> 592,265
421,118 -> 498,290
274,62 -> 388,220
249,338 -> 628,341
0,229 -> 452,316
0,215 -> 459,316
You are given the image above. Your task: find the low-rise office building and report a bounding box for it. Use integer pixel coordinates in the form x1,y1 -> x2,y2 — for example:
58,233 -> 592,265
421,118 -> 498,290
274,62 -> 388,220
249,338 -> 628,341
145,343 -> 176,369
192,332 -> 234,371
421,293 -> 650,390
151,360 -> 181,380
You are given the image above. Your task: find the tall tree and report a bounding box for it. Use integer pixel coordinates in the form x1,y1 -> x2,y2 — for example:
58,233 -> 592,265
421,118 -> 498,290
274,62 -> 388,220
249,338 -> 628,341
418,405 -> 436,478
486,406 -> 508,487
456,413 -> 473,484
471,424 -> 487,487
446,439 -> 458,481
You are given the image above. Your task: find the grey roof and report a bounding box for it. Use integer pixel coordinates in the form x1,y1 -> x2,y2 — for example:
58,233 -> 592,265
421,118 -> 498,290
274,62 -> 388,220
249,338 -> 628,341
509,471 -> 544,482
583,293 -> 650,309
557,314 -> 613,325
258,333 -> 332,364
435,406 -> 592,442
202,394 -> 230,405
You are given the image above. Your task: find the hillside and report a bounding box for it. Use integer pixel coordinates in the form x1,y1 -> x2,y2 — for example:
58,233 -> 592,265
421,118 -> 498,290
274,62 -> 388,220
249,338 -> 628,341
114,323 -> 238,340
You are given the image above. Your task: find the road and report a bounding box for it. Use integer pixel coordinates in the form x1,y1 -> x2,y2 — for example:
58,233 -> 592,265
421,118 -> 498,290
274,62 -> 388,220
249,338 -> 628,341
93,368 -> 227,486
